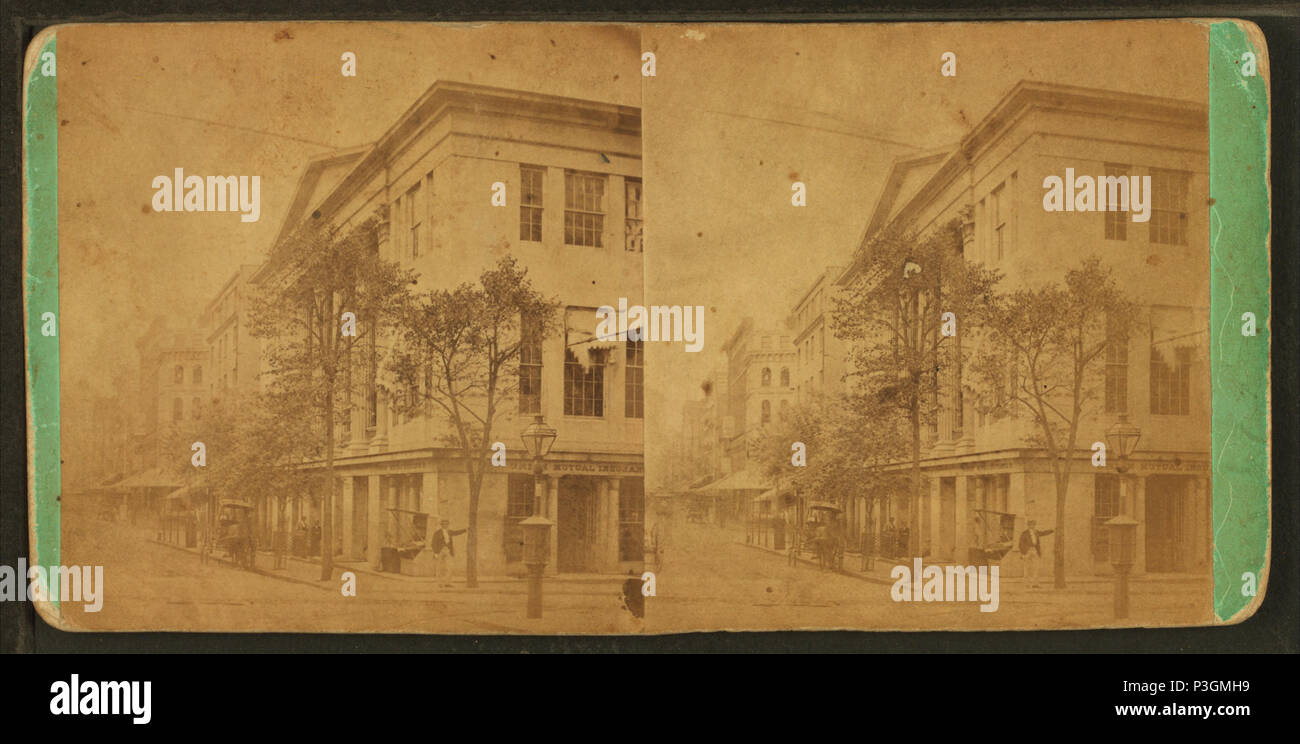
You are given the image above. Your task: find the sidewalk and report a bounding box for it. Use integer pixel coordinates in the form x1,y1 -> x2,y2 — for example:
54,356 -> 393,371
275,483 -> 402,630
740,537 -> 1208,593
154,538 -> 632,597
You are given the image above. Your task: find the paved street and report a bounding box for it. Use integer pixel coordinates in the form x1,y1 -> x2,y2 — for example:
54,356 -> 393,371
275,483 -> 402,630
642,518 -> 1213,633
55,506 -> 643,635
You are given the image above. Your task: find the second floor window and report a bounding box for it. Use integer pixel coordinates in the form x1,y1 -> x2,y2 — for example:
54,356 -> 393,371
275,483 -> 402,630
520,165 -> 544,242
1149,344 -> 1192,416
625,340 -> 644,419
624,178 -> 643,252
780,367 -> 790,387
192,397 -> 202,420
193,366 -> 203,384
761,368 -> 772,386
565,171 -> 605,247
761,399 -> 771,425
564,348 -> 605,417
174,365 -> 185,384
519,313 -> 542,415
1105,314 -> 1129,414
172,398 -> 183,422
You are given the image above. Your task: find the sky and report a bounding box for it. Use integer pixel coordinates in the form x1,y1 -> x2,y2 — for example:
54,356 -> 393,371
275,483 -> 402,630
48,20 -> 1211,453
638,21 -> 1210,452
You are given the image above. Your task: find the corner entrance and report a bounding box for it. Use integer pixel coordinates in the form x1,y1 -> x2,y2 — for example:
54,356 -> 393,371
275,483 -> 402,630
1145,475 -> 1204,573
557,476 -> 598,573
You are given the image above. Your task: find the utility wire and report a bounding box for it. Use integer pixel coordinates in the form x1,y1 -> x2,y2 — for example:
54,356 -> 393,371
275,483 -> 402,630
127,106 -> 342,149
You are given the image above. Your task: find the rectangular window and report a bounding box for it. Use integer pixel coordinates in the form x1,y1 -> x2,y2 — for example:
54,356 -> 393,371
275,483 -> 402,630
519,313 -> 542,414
618,479 -> 645,562
624,177 -> 643,252
405,182 -> 422,258
1149,168 -> 1190,246
503,474 -> 535,563
564,170 -> 605,247
564,348 -> 605,417
520,165 -> 544,242
1092,475 -> 1121,562
1149,344 -> 1192,415
625,339 -> 644,418
1103,164 -> 1129,240
1105,314 -> 1129,414
991,183 -> 1006,260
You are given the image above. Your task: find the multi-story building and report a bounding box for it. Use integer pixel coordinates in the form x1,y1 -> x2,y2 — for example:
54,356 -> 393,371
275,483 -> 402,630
720,318 -> 796,475
202,264 -> 265,407
836,80 -> 1210,577
264,81 -> 644,577
790,266 -> 847,403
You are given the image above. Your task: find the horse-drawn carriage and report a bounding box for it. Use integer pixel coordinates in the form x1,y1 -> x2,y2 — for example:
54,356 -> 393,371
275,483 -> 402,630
211,500 -> 257,570
798,502 -> 846,571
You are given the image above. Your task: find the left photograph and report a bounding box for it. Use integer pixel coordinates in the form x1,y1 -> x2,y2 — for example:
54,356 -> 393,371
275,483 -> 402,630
46,23 -> 647,633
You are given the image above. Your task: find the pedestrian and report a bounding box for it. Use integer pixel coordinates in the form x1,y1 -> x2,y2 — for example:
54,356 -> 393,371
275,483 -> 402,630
431,518 -> 467,588
1018,519 -> 1056,589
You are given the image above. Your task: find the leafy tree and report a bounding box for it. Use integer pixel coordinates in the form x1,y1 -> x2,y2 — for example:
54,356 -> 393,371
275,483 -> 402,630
387,255 -> 559,588
250,218 -> 415,581
974,257 -> 1139,588
833,218 -> 1000,557
753,393 -> 909,550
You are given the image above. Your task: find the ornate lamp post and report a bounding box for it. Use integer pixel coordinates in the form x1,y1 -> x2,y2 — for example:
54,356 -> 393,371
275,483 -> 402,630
520,415 -> 557,619
1105,414 -> 1142,620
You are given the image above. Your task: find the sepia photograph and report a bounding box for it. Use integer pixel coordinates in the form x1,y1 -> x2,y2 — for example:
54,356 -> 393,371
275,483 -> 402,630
21,18 -> 1270,637
638,21 -> 1228,632
49,23 -> 647,633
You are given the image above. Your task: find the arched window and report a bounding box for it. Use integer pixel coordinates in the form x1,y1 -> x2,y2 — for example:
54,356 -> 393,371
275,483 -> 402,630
193,366 -> 203,384
779,399 -> 789,419
761,368 -> 772,386
761,399 -> 771,425
172,398 -> 183,422
780,367 -> 790,387
192,397 -> 202,420
174,365 -> 185,384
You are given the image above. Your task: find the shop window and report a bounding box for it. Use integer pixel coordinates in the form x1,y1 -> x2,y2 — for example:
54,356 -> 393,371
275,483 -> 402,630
618,479 -> 645,562
1092,475 -> 1121,562
503,474 -> 534,563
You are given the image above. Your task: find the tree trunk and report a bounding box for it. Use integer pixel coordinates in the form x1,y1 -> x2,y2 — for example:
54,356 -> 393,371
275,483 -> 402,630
1053,469 -> 1069,589
465,473 -> 479,588
320,390 -> 334,581
909,398 -> 921,558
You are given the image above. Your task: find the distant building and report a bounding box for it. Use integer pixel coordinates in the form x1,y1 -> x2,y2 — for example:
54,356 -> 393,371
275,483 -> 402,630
789,265 -> 847,403
201,264 -> 265,408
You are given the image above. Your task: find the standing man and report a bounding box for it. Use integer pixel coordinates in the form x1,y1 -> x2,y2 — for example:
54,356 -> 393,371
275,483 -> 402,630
431,518 -> 467,588
1018,519 -> 1056,589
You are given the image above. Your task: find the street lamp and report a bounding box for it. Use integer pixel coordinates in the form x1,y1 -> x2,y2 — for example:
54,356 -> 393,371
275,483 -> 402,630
1105,414 -> 1142,462
1105,414 -> 1142,620
520,415 -> 557,619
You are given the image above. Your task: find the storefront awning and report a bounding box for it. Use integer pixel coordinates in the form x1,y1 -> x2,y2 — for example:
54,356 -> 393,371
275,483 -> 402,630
566,307 -> 621,359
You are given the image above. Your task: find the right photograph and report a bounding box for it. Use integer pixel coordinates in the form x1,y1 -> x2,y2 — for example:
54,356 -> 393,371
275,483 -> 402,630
638,20 -> 1227,631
